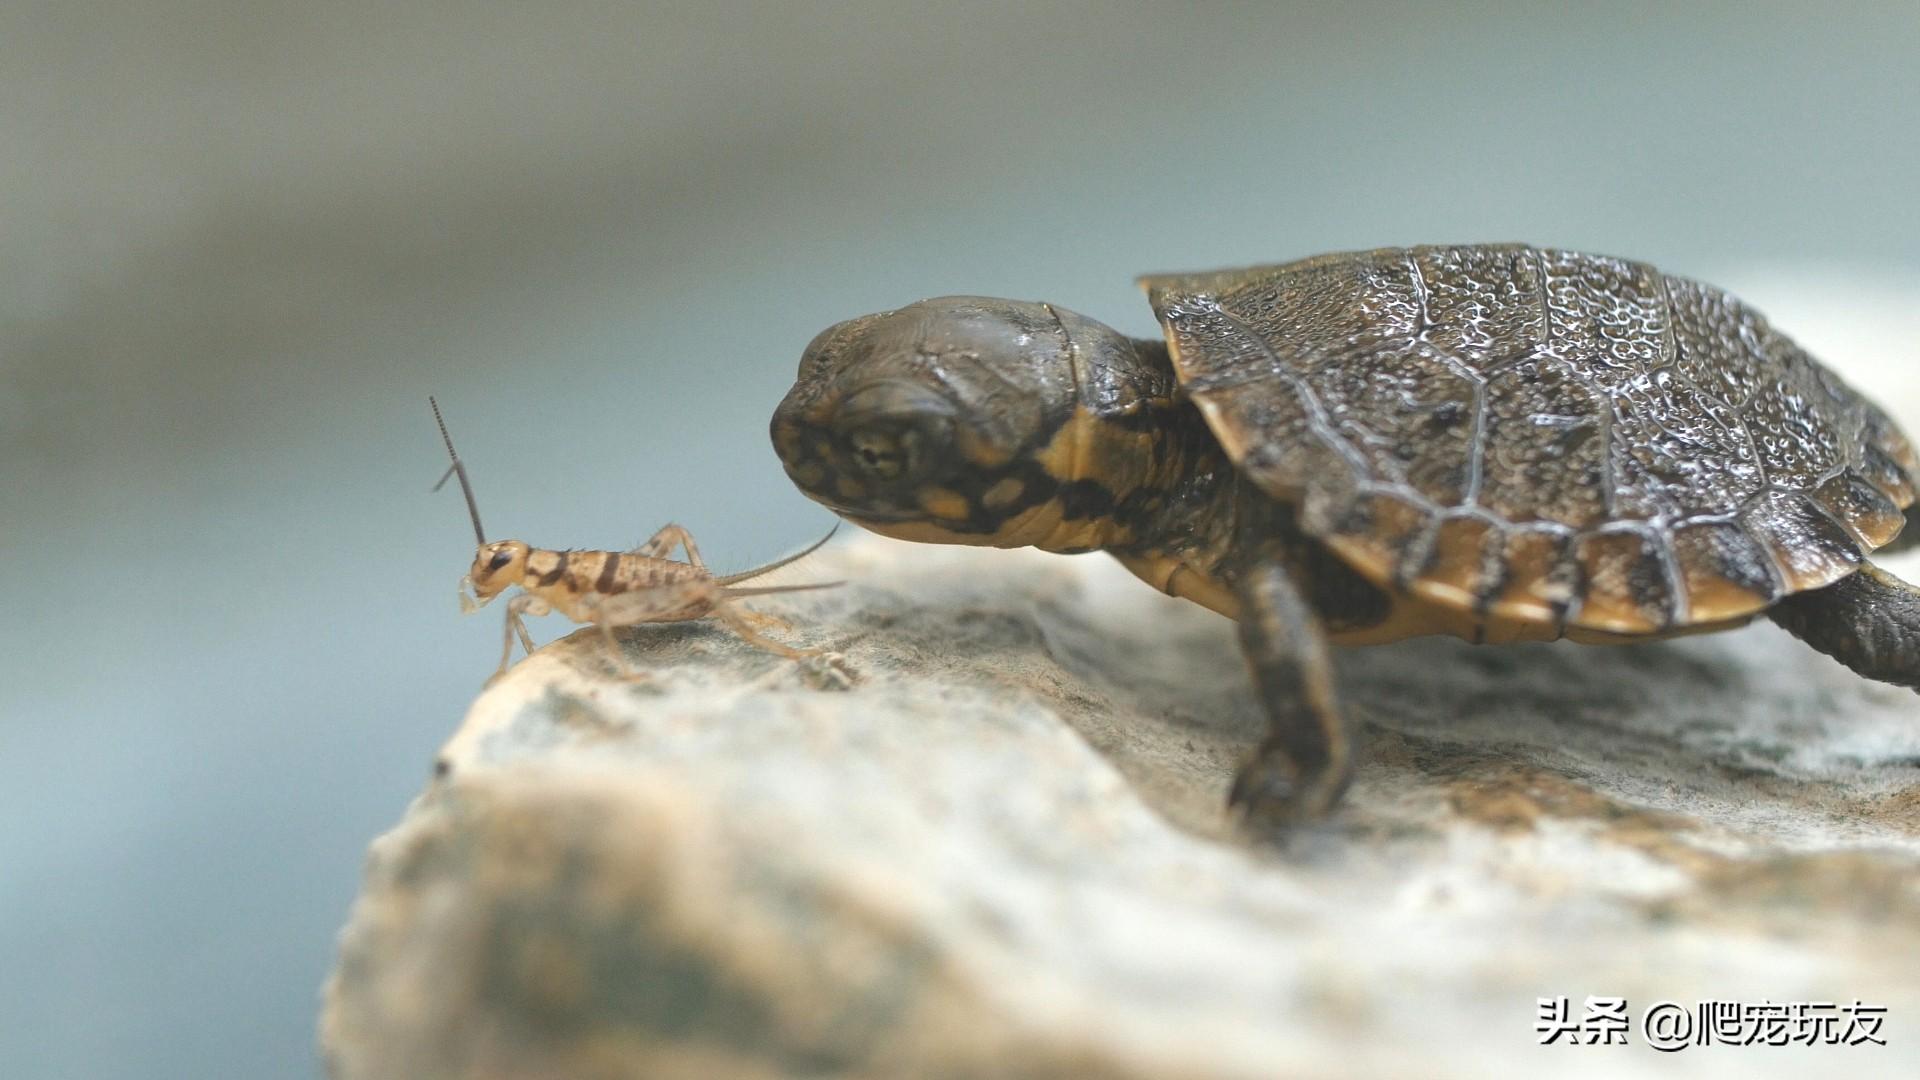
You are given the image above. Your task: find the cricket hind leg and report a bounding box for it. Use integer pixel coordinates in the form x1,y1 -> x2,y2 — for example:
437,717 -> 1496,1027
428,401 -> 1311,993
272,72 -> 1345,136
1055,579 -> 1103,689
1227,553 -> 1354,827
1770,563 -> 1920,692
714,599 -> 859,686
711,600 -> 826,661
585,583 -> 852,683
729,606 -> 794,634
628,522 -> 705,568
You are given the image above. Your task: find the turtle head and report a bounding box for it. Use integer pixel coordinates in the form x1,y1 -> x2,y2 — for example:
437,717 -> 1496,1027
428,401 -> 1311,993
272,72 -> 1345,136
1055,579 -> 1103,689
772,296 -> 1183,553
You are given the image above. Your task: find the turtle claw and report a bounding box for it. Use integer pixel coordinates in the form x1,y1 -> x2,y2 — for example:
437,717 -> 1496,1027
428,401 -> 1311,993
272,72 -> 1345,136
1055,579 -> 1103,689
1227,754 -> 1348,829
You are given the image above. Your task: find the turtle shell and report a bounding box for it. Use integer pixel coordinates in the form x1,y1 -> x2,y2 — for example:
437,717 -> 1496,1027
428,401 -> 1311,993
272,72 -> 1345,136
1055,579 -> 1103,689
1141,245 -> 1920,636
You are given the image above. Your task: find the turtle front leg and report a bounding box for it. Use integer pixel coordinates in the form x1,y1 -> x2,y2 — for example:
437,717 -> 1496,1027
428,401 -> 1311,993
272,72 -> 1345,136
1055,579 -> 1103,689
1770,563 -> 1920,692
1228,555 -> 1354,826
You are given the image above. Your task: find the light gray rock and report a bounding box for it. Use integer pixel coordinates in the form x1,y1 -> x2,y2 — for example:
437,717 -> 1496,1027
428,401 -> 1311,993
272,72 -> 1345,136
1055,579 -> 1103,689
324,532 -> 1920,1079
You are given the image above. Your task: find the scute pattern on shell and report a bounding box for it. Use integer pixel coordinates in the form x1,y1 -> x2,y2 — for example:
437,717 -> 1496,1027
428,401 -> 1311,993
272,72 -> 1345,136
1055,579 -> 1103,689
1142,245 -> 1920,635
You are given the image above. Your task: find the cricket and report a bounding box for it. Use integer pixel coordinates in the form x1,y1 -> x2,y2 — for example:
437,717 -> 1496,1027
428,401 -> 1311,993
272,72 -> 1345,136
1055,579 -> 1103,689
429,396 -> 845,683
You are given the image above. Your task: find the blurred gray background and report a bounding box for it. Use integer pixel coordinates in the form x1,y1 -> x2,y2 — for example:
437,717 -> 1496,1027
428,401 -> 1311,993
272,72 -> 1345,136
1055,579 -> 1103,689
3,3 -> 1917,1076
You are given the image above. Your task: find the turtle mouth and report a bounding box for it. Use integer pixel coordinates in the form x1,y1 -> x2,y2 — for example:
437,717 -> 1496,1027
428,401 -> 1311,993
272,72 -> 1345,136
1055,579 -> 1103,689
772,379 -> 960,518
773,450 -> 925,523
811,501 -> 922,525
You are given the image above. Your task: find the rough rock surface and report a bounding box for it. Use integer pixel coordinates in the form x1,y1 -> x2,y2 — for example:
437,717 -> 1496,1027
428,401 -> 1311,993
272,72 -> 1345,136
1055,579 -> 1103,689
325,536 -> 1920,1079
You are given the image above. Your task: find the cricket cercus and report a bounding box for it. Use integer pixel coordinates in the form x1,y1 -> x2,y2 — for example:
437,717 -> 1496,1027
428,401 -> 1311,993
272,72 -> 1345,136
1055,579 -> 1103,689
430,397 -> 847,684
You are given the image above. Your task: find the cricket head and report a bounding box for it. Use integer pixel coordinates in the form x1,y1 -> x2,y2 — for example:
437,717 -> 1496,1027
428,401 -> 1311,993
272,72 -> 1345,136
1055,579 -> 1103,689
462,540 -> 531,610
429,397 -> 530,613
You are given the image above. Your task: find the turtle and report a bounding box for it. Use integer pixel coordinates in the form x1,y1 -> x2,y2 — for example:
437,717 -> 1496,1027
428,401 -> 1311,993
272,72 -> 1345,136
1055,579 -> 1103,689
769,244 -> 1920,825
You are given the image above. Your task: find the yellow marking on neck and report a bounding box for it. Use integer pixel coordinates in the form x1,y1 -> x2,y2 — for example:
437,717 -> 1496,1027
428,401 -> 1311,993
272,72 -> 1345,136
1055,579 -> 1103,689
845,406 -> 1172,553
956,424 -> 1016,469
1033,405 -> 1167,493
1020,407 -> 1168,552
990,499 -> 1076,547
917,486 -> 971,521
1030,407 -> 1106,482
982,476 -> 1025,510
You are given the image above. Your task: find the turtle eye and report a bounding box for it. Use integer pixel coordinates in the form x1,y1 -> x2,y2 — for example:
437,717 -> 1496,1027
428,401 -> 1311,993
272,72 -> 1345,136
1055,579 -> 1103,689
486,549 -> 515,572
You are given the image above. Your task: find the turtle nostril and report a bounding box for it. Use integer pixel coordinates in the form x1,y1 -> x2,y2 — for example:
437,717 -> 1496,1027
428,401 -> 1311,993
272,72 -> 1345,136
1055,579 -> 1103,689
846,426 -> 913,480
833,381 -> 951,485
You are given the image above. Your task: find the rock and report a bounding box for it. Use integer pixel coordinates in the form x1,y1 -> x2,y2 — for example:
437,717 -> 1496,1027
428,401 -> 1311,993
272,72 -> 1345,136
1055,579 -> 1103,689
323,536 -> 1920,1079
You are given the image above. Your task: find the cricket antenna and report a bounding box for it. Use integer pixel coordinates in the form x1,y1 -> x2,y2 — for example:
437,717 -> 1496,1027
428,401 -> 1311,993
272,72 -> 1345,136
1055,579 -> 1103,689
429,396 -> 488,545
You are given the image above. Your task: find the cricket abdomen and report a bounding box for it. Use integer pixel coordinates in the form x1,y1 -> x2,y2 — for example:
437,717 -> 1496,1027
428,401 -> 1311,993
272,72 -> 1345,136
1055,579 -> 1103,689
518,548 -> 713,621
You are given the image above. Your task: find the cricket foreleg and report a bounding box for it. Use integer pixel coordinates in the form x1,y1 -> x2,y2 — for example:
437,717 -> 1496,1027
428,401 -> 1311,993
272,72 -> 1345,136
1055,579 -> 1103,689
492,594 -> 549,681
